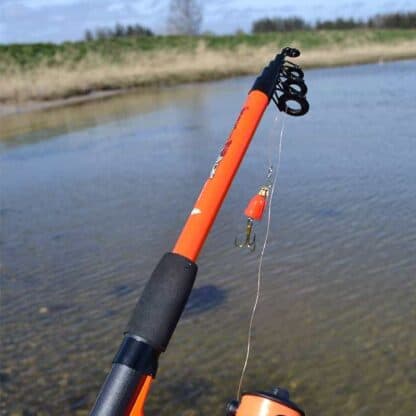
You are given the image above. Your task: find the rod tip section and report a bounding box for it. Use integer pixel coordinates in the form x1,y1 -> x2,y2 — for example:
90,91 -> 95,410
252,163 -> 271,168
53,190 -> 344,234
282,47 -> 301,58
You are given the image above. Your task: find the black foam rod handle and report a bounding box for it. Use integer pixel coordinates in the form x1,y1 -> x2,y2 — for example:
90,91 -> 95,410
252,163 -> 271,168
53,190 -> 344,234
126,253 -> 198,351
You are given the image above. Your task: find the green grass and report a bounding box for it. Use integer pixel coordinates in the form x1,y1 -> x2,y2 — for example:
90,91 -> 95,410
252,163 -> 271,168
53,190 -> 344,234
1,29 -> 416,73
1,29 -> 415,104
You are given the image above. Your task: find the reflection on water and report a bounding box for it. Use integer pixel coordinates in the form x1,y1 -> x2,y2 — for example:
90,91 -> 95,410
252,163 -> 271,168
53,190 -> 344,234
0,83 -> 218,146
1,61 -> 416,416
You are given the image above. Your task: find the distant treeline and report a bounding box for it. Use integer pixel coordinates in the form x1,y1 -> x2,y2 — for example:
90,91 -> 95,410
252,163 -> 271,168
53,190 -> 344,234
84,23 -> 154,41
82,11 -> 416,41
252,11 -> 416,33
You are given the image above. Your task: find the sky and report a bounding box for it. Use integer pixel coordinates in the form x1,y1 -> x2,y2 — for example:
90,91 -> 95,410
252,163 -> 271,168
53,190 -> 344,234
1,0 -> 416,44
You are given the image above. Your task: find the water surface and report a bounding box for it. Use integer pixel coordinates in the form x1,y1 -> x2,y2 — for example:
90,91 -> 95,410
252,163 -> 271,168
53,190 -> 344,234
1,60 -> 415,415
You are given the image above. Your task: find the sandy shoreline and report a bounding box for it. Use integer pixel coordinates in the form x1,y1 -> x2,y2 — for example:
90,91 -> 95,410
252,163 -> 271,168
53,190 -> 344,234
0,90 -> 125,118
1,41 -> 416,120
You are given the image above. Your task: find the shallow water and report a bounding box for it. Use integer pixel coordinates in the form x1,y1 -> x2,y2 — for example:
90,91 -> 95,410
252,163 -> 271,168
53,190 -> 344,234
1,60 -> 415,416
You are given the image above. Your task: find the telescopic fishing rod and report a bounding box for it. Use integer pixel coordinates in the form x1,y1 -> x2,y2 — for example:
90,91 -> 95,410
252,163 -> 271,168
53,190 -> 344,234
90,47 -> 309,416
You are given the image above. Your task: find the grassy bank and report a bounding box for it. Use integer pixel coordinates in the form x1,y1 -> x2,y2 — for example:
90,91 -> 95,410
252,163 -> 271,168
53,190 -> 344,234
1,29 -> 416,103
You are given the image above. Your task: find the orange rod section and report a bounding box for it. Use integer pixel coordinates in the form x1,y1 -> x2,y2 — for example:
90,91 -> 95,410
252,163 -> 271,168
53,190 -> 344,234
173,90 -> 269,262
128,90 -> 268,416
128,375 -> 153,416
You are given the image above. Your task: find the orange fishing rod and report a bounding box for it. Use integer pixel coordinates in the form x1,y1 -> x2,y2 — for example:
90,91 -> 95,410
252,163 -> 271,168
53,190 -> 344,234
90,47 -> 309,416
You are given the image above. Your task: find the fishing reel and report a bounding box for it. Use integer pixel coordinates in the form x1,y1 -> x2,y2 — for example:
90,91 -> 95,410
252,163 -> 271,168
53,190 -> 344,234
226,387 -> 305,416
272,47 -> 309,117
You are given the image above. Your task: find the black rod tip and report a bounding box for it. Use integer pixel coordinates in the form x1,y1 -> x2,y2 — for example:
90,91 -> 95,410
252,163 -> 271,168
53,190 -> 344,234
282,47 -> 301,58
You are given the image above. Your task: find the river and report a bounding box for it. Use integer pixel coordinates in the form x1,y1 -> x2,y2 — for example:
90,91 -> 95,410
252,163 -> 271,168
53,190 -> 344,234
1,60 -> 415,415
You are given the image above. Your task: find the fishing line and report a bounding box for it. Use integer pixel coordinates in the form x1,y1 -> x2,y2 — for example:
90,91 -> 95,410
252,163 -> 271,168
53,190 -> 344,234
236,111 -> 286,399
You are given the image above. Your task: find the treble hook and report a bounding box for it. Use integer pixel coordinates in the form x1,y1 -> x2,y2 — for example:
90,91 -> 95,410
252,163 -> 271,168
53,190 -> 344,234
235,186 -> 269,252
235,218 -> 256,251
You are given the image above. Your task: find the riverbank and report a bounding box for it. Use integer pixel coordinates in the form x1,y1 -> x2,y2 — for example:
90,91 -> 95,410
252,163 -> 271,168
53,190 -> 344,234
1,29 -> 416,114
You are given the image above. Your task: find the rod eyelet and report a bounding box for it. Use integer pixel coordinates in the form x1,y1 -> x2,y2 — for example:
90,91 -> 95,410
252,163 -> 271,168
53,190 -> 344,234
277,93 -> 310,117
281,79 -> 308,97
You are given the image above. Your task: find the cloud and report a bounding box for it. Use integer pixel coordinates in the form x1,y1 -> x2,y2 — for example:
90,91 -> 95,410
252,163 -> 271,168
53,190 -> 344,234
1,0 -> 415,43
1,2 -> 30,19
0,0 -> 165,43
107,3 -> 125,13
16,0 -> 80,8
